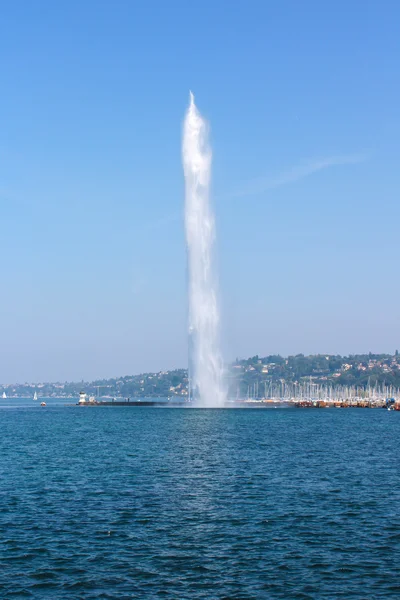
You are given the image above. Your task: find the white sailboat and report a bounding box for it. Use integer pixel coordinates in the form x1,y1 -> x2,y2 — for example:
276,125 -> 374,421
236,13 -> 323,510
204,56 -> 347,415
2,392 -> 6,399
33,392 -> 38,401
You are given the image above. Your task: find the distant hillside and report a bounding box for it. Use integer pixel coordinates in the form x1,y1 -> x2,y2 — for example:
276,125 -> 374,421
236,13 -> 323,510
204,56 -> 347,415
3,352 -> 400,398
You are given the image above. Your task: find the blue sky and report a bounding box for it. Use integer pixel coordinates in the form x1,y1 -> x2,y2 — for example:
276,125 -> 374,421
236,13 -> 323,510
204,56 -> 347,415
1,0 -> 400,382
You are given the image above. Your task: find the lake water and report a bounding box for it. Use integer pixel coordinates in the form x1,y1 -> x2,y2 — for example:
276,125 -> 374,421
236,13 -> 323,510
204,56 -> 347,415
0,405 -> 399,599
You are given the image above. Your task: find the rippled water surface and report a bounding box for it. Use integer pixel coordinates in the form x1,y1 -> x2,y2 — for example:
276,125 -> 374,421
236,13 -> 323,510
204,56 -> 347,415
1,406 -> 399,599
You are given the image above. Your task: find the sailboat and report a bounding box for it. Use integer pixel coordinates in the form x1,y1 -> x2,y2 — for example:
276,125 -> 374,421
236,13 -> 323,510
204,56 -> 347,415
33,392 -> 38,401
2,392 -> 6,399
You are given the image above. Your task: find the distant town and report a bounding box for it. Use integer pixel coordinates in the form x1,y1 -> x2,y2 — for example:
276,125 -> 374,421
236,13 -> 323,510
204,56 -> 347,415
2,352 -> 400,399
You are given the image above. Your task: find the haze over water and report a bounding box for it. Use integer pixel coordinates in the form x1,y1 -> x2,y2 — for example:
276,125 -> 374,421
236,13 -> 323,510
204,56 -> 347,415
182,93 -> 225,407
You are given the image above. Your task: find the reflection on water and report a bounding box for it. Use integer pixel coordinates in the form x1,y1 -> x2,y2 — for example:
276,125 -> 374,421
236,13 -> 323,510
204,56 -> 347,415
0,407 -> 399,598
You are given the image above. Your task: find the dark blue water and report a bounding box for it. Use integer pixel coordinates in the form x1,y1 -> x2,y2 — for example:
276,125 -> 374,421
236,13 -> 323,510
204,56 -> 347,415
1,406 -> 399,599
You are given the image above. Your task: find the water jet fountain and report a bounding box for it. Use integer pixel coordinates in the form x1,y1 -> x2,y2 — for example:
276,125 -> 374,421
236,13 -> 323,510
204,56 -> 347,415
182,92 -> 226,407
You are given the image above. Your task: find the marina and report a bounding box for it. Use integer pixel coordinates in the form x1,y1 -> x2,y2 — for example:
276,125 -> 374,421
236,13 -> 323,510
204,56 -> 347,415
74,391 -> 400,410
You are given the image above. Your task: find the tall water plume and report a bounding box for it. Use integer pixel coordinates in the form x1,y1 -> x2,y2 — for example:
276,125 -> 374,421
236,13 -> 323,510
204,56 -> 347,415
182,92 -> 226,407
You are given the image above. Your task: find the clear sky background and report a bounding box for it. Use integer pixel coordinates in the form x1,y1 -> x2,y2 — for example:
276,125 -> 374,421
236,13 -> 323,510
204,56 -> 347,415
1,0 -> 400,382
